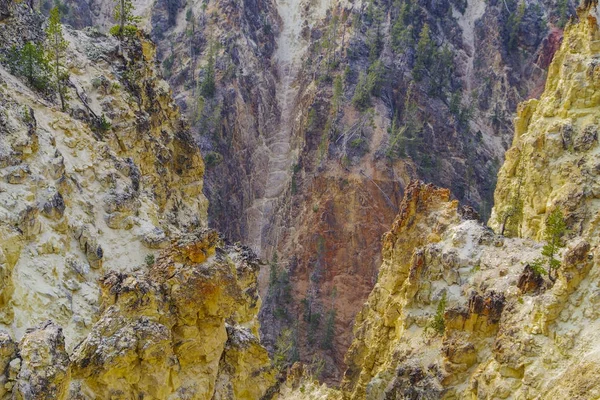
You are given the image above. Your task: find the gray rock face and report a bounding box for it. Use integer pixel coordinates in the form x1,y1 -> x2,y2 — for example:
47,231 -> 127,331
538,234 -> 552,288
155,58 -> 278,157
0,0 -> 11,21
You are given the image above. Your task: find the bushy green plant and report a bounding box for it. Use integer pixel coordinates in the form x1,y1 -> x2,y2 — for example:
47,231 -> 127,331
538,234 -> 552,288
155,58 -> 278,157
4,42 -> 51,92
111,0 -> 141,38
425,292 -> 447,336
96,114 -> 112,133
145,254 -> 155,266
203,151 -> 223,168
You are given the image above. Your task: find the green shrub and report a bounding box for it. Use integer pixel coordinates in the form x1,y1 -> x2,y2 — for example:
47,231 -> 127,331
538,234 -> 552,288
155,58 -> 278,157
4,42 -> 51,92
96,114 -> 112,133
425,292 -> 447,336
145,254 -> 155,266
111,0 -> 141,39
203,151 -> 223,168
542,208 -> 566,281
109,24 -> 138,37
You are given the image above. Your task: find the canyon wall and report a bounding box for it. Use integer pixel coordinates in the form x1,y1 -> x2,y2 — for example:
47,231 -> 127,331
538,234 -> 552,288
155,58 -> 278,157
0,2 -> 274,398
42,0 -> 583,381
280,4 -> 600,398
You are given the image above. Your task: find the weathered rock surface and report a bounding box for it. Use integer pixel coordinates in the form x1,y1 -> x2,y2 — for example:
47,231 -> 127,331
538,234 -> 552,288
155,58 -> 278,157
258,0 -> 581,379
56,0 -> 582,380
0,6 -> 278,400
0,4 -> 207,349
0,231 -> 275,399
68,230 -> 274,399
492,2 -> 600,245
281,5 -> 600,398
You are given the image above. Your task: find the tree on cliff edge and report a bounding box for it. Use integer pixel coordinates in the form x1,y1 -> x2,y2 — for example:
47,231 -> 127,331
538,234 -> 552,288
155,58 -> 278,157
110,0 -> 140,38
542,208 -> 566,282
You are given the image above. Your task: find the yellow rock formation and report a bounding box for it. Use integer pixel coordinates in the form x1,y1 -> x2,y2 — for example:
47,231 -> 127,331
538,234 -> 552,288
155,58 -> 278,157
491,5 -> 600,244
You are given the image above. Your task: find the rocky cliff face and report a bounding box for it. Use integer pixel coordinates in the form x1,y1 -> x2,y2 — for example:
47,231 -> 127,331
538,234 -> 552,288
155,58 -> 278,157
0,3 -> 275,399
52,0 -> 582,381
258,0 -> 581,380
0,230 -> 275,399
279,3 -> 600,399
0,14 -> 207,346
491,2 -> 600,245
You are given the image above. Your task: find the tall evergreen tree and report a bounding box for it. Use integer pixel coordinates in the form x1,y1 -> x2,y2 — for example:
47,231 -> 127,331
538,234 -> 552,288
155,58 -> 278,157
6,42 -> 50,91
46,7 -> 68,111
413,23 -> 433,81
542,208 -> 566,281
200,42 -> 216,98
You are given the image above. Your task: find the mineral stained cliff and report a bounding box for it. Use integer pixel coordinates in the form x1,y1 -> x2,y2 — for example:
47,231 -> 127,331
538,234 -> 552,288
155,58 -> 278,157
280,4 -> 600,399
54,0 -> 582,380
0,2 -> 274,399
3,0 -> 600,398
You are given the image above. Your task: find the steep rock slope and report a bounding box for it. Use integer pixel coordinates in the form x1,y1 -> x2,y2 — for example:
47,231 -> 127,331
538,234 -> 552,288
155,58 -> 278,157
0,14 -> 206,346
491,2 -> 600,244
0,230 -> 275,399
259,0 -> 580,380
0,3 -> 275,398
281,3 -> 600,398
54,0 -> 582,380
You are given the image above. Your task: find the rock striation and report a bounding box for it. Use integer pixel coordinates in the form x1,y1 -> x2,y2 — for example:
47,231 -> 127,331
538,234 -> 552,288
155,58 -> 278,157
280,3 -> 600,399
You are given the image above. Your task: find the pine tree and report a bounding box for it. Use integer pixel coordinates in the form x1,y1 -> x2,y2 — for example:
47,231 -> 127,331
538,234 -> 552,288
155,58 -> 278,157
111,0 -> 140,38
542,208 -> 566,282
557,0 -> 568,28
351,71 -> 370,110
200,42 -> 216,98
413,23 -> 433,81
391,1 -> 413,52
321,308 -> 336,349
497,170 -> 524,237
46,7 -> 69,111
6,42 -> 51,91
332,75 -> 343,115
429,45 -> 453,98
506,2 -> 525,51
